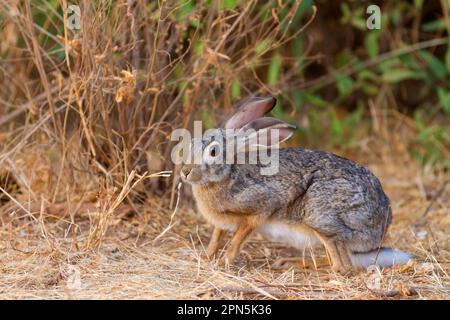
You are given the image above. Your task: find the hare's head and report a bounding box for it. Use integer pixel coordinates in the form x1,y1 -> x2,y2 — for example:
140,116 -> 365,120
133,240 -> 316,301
180,96 -> 296,185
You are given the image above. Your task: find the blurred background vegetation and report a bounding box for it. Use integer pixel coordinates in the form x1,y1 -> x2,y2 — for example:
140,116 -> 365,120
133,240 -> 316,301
0,0 -> 449,205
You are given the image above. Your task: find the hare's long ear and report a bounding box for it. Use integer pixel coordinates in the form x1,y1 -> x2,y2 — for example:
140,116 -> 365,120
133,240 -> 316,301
240,117 -> 296,148
225,96 -> 276,130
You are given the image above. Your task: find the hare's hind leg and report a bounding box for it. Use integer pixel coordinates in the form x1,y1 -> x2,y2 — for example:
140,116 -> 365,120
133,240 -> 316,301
314,231 -> 353,274
206,227 -> 225,258
336,242 -> 353,272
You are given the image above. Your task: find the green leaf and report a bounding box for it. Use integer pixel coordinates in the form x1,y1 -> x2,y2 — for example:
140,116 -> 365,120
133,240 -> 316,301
292,37 -> 304,57
365,32 -> 379,59
340,3 -> 351,24
445,43 -> 450,74
292,90 -> 304,110
194,41 -> 204,56
176,0 -> 195,20
199,110 -> 214,129
221,0 -> 237,10
271,102 -> 284,120
377,58 -> 401,73
437,87 -> 450,116
414,110 -> 425,131
357,69 -> 378,81
304,93 -> 329,109
341,6 -> 365,30
255,40 -> 269,55
297,0 -> 313,16
382,69 -> 425,83
336,50 -> 356,68
414,0 -> 424,9
335,74 -> 354,98
399,53 -> 422,71
391,8 -> 401,25
422,19 -> 446,32
330,111 -> 344,144
343,106 -> 363,128
419,50 -> 446,79
351,17 -> 367,30
231,79 -> 241,99
360,82 -> 379,95
267,52 -> 281,85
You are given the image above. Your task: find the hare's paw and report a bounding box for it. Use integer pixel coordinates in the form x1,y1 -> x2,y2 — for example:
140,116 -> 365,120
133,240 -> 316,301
218,257 -> 230,269
331,263 -> 355,276
218,251 -> 237,269
205,247 -> 220,261
205,242 -> 221,259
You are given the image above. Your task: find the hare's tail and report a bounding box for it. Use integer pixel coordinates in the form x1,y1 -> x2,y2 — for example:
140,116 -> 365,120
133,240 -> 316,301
349,248 -> 411,269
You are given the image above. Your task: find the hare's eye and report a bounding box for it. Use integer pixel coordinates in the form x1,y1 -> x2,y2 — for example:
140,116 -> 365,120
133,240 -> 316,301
203,141 -> 221,164
210,145 -> 217,157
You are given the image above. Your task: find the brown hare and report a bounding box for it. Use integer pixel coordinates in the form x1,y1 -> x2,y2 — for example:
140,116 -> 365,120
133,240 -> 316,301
180,96 -> 410,274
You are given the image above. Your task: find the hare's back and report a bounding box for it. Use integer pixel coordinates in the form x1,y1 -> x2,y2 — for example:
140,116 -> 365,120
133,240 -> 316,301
280,148 -> 392,249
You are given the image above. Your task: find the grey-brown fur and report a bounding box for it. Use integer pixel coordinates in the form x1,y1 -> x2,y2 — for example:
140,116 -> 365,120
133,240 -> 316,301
180,96 -> 410,273
226,148 -> 391,254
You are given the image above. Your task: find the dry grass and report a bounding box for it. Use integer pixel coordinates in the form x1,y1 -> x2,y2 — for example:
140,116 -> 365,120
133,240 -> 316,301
0,147 -> 448,300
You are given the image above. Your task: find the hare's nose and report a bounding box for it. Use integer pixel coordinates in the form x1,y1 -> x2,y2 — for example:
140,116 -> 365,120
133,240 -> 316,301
180,166 -> 192,180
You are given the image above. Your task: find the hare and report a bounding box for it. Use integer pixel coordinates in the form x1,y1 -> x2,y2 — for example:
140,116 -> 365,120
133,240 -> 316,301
180,96 -> 410,274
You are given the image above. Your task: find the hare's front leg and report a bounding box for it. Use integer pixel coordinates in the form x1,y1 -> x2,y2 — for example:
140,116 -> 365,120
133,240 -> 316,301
206,227 -> 224,258
220,224 -> 255,267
